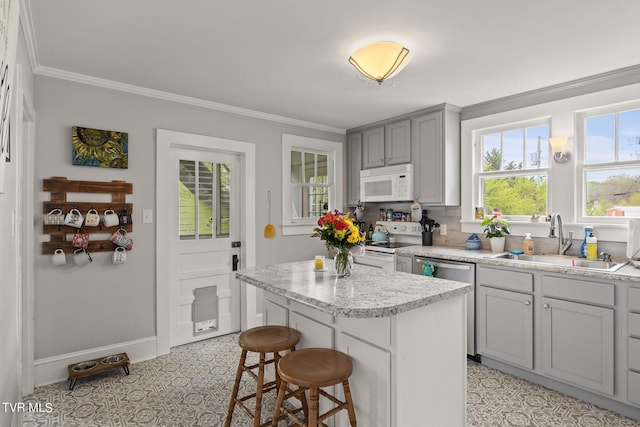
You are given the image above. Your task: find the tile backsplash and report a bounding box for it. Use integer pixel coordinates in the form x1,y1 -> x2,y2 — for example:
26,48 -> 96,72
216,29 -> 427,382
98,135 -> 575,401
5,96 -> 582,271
347,202 -> 628,261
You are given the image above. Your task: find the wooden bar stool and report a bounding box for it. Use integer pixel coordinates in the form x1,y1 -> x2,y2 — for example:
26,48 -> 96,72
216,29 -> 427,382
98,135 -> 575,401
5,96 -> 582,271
271,348 -> 357,427
225,325 -> 304,427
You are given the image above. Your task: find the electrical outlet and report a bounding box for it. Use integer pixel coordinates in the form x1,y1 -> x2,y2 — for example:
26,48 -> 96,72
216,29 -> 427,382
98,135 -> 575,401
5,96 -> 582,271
440,224 -> 447,235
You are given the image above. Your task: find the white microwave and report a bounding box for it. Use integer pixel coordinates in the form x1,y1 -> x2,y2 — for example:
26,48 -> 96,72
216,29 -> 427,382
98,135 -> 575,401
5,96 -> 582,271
360,164 -> 414,202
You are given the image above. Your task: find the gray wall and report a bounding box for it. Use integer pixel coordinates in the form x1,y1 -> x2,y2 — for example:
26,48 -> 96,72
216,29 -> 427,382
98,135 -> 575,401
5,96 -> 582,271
33,76 -> 339,360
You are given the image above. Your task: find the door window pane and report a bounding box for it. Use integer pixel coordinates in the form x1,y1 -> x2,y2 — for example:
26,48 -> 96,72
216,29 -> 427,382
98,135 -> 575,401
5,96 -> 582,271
179,159 -> 225,240
217,163 -> 230,237
179,160 -> 196,239
197,162 -> 213,239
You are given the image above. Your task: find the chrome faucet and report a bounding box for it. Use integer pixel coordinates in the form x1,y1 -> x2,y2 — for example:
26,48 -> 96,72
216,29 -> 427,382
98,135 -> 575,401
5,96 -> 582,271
548,212 -> 573,255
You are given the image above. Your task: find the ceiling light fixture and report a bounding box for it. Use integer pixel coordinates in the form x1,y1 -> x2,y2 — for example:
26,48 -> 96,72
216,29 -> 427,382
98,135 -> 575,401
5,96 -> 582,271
348,41 -> 410,84
549,136 -> 571,163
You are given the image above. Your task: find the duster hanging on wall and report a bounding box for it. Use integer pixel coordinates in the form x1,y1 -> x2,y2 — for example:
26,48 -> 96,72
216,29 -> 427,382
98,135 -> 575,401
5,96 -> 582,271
72,126 -> 128,169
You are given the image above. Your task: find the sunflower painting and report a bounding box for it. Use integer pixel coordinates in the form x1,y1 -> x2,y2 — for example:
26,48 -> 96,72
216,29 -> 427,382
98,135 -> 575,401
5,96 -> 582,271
72,126 -> 128,169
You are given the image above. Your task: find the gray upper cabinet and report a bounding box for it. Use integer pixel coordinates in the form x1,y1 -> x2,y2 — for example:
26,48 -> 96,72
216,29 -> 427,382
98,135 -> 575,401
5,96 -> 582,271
347,103 -> 460,205
362,120 -> 411,169
412,106 -> 461,205
346,132 -> 362,206
362,126 -> 385,169
385,119 -> 411,165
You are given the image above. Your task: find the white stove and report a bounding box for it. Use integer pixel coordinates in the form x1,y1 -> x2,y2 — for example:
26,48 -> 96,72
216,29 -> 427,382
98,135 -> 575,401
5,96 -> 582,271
356,221 -> 423,270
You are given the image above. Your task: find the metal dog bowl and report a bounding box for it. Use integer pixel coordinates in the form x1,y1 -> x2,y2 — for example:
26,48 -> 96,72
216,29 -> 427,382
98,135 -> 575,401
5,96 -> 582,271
72,361 -> 98,372
102,355 -> 125,365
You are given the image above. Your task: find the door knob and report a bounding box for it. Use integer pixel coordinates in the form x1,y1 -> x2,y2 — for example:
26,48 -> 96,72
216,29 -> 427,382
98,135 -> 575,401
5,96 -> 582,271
543,303 -> 550,309
524,301 -> 531,306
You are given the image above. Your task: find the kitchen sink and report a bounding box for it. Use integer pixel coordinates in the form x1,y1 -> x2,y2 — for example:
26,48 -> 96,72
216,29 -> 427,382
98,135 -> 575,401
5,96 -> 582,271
491,253 -> 628,272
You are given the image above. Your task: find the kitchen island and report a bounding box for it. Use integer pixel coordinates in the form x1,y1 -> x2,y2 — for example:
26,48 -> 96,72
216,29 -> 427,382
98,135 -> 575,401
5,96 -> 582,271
236,260 -> 471,427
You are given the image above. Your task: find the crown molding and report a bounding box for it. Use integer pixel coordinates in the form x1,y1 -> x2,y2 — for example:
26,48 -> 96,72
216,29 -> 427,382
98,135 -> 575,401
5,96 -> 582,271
34,66 -> 346,134
461,64 -> 640,121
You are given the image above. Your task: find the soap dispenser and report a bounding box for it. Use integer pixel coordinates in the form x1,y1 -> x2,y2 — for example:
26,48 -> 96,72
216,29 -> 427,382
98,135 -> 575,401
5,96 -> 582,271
586,232 -> 598,259
523,233 -> 535,255
580,226 -> 593,258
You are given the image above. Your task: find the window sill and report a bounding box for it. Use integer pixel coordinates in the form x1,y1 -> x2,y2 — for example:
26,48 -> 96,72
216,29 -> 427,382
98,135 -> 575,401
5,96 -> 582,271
461,220 -> 629,243
281,222 -> 317,236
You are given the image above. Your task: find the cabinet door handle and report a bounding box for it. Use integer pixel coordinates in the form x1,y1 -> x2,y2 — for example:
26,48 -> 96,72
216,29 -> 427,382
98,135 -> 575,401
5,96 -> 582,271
543,303 -> 550,309
524,300 -> 531,306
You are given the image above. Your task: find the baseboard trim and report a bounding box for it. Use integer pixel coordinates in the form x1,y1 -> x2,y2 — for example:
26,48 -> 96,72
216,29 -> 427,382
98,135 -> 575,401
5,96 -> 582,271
33,336 -> 157,387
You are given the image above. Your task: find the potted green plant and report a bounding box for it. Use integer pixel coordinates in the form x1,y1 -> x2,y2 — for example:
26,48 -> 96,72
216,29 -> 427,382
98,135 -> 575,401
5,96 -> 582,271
481,215 -> 510,252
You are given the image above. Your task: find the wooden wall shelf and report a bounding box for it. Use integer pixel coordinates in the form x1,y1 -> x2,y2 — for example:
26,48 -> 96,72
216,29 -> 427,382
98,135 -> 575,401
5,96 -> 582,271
42,177 -> 133,254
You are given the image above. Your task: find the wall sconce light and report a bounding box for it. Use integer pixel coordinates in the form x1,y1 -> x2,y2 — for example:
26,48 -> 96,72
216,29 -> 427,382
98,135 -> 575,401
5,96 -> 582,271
348,41 -> 410,84
549,136 -> 570,163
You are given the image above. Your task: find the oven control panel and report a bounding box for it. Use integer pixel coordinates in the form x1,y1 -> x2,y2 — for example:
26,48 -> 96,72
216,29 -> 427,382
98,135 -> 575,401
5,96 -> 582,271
376,221 -> 422,236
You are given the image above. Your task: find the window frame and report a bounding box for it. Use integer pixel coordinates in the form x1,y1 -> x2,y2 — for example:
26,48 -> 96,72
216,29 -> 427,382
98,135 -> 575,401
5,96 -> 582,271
281,134 -> 343,236
576,102 -> 640,224
474,119 -> 551,221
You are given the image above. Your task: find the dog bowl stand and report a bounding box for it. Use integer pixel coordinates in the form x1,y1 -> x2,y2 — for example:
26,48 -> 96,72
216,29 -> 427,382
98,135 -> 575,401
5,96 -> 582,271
67,352 -> 130,390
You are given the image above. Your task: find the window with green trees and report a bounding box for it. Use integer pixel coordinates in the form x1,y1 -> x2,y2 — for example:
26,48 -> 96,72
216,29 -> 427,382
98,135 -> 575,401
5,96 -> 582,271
582,108 -> 640,217
478,124 -> 549,218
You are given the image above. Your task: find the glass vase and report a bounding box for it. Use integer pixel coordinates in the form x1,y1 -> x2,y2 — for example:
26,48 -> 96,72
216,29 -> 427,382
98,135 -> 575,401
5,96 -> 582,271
334,247 -> 353,278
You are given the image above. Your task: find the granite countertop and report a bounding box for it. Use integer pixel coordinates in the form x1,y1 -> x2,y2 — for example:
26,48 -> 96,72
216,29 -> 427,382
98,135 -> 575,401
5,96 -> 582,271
396,245 -> 640,282
235,260 -> 471,318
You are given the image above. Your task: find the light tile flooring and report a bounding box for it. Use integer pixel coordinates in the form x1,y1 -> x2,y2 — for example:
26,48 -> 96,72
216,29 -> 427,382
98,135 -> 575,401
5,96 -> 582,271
22,333 -> 640,426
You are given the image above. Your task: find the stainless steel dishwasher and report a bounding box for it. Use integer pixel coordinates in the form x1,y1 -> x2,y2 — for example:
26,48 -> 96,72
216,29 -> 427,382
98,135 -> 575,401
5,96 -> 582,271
413,256 -> 477,360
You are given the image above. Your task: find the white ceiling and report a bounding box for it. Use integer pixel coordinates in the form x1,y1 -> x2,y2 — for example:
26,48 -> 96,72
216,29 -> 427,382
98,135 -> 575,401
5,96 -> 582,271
25,0 -> 640,132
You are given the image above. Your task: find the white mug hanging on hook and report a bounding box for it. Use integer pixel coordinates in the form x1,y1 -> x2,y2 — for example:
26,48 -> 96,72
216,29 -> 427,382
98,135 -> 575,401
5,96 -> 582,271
112,247 -> 127,264
102,209 -> 120,227
73,248 -> 92,266
84,209 -> 100,227
51,248 -> 66,266
64,208 -> 84,228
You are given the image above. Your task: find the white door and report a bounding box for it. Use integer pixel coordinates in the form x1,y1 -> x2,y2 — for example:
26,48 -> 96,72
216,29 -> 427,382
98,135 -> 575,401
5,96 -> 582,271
170,148 -> 241,347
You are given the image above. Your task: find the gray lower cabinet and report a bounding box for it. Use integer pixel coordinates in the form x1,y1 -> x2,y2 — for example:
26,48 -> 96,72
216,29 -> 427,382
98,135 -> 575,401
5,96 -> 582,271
477,285 -> 533,369
628,286 -> 640,406
541,296 -> 614,395
541,275 -> 615,396
395,255 -> 412,273
346,132 -> 362,206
